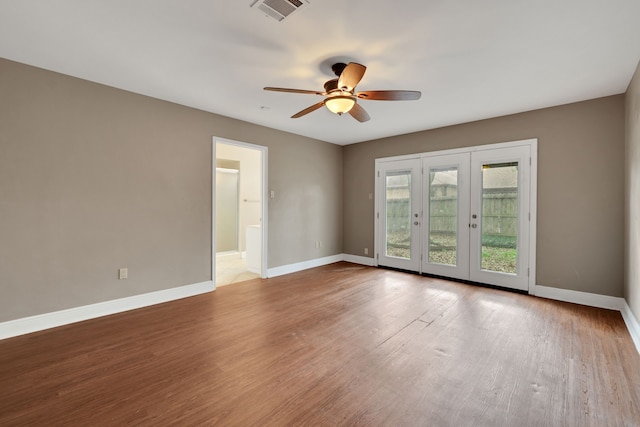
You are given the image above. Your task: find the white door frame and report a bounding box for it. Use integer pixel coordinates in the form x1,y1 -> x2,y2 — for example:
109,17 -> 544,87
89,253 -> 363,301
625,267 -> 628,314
374,138 -> 538,294
213,137 -> 268,290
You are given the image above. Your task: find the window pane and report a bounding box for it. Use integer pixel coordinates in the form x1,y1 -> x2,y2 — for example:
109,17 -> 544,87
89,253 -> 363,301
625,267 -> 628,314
428,167 -> 457,266
386,171 -> 411,259
481,162 -> 518,274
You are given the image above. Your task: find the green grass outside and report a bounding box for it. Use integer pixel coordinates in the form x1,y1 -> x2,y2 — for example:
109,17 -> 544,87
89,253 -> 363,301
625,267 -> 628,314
387,232 -> 518,274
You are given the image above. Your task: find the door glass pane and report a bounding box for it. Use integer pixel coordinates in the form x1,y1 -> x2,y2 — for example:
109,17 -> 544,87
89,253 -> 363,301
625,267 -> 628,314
428,167 -> 457,265
386,171 -> 412,259
481,162 -> 518,273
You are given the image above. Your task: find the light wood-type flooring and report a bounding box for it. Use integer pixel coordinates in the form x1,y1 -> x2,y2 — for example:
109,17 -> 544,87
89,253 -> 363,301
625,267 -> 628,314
1,262 -> 639,426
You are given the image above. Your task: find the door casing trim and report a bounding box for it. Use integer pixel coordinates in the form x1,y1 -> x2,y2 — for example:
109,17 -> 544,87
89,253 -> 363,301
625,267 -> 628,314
374,138 -> 538,294
213,137 -> 269,289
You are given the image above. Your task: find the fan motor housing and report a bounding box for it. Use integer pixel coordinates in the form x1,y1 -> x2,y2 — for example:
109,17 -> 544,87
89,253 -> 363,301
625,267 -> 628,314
324,79 -> 339,93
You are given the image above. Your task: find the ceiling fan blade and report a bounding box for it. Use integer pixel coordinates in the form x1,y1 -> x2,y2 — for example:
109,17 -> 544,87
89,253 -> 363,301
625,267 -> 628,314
337,63 -> 366,92
356,90 -> 421,101
264,87 -> 324,95
291,101 -> 325,118
348,103 -> 370,122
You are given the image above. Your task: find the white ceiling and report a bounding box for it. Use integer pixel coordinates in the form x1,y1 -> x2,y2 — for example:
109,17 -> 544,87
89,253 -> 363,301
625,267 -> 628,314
1,0 -> 639,145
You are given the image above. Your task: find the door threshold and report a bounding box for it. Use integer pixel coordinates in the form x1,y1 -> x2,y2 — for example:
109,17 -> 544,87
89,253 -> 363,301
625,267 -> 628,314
378,265 -> 527,295
378,265 -> 423,276
420,271 -> 528,295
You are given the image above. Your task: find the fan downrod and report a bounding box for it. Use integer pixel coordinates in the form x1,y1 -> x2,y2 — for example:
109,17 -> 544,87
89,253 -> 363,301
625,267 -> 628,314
324,63 -> 349,92
331,63 -> 347,77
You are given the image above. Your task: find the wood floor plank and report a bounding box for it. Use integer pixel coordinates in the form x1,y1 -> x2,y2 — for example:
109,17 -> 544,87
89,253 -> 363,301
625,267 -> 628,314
1,262 -> 639,426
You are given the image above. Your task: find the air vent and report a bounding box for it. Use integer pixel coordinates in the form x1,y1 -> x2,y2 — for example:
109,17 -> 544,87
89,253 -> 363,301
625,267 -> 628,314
250,0 -> 309,22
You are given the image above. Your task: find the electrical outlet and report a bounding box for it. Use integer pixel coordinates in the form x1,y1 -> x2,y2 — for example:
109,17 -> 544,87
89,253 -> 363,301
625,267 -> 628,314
119,268 -> 128,280
364,248 -> 369,255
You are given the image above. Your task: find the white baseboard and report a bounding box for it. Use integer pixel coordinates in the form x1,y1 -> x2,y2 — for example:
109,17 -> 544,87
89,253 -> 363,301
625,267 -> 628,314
534,285 -> 624,311
267,254 -> 343,278
1,252 -> 362,340
4,259 -> 639,358
534,285 -> 640,355
342,254 -> 376,266
0,281 -> 214,340
621,301 -> 640,355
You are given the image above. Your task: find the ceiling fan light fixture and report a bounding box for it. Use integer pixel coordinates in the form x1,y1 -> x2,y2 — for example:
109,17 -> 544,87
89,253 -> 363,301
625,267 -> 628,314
264,62 -> 419,122
324,95 -> 355,115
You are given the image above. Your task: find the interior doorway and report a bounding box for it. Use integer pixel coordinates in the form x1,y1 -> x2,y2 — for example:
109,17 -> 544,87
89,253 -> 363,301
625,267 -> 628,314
375,139 -> 537,293
213,138 -> 268,288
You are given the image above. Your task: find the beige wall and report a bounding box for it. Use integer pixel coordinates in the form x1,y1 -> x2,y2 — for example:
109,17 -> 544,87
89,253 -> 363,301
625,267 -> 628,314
625,61 -> 640,320
0,55 -> 630,323
343,95 -> 625,297
268,132 -> 343,266
0,58 -> 342,322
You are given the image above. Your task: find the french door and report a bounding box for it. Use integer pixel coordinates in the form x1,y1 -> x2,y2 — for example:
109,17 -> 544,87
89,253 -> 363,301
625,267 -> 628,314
422,153 -> 470,281
377,142 -> 534,292
377,159 -> 422,271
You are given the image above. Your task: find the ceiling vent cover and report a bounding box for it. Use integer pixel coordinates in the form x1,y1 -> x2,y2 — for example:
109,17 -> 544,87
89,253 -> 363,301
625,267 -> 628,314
250,0 -> 308,22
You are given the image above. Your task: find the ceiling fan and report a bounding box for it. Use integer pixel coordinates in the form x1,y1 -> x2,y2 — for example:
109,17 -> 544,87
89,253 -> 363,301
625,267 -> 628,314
264,62 -> 421,122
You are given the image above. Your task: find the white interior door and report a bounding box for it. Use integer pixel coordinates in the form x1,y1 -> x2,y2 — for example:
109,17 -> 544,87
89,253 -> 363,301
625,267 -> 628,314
376,158 -> 422,272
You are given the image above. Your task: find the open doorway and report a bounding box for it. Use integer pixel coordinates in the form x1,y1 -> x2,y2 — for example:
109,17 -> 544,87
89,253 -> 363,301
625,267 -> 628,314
213,138 -> 267,288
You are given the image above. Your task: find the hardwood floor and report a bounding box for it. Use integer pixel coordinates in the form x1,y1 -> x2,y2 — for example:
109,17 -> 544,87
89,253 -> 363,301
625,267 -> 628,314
1,262 -> 639,426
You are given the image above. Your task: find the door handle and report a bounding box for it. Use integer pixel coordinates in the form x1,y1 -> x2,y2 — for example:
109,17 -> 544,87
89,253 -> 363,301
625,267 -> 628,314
414,221 -> 419,226
471,224 -> 477,229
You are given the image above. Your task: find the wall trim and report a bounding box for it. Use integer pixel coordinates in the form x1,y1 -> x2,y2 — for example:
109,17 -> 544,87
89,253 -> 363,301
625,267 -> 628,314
342,254 -> 376,266
534,285 -> 624,310
621,301 -> 640,355
267,254 -> 344,278
533,286 -> 640,355
0,281 -> 214,340
3,258 -> 639,357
